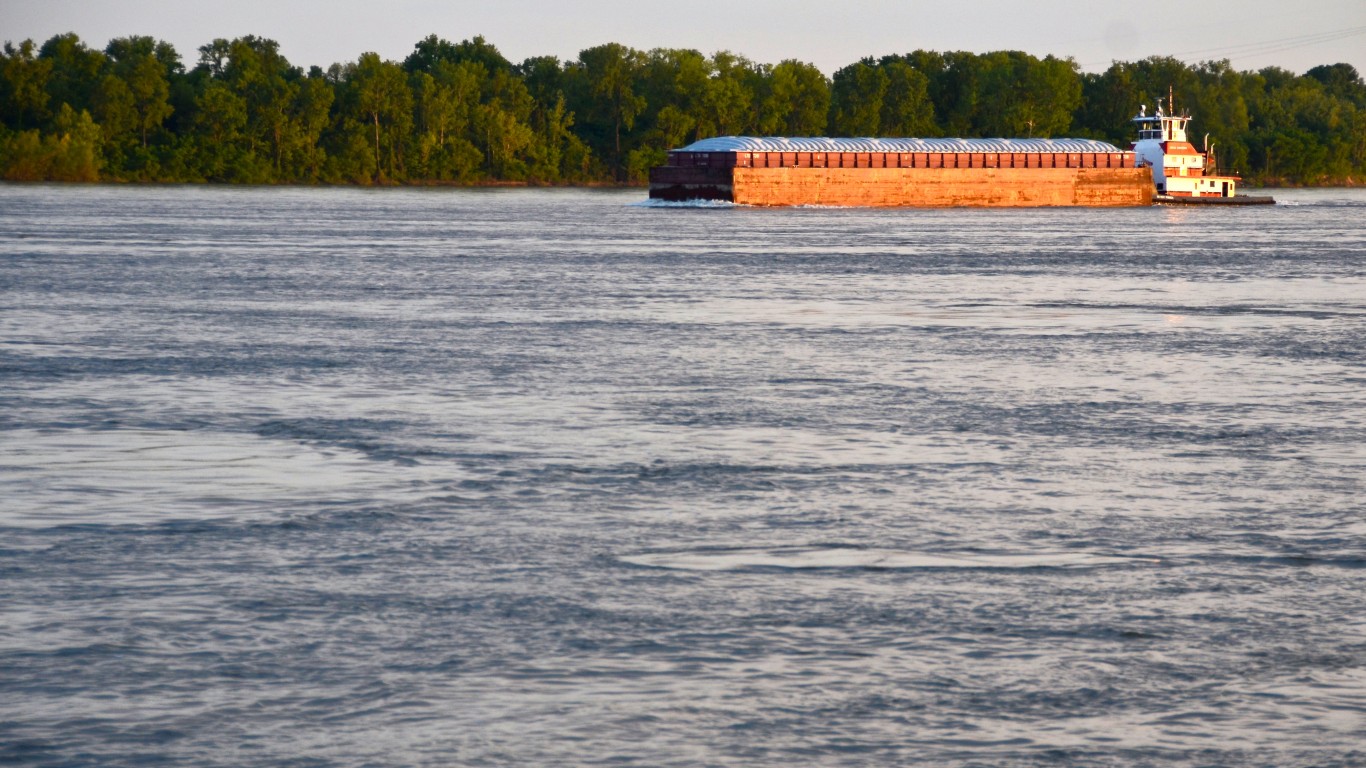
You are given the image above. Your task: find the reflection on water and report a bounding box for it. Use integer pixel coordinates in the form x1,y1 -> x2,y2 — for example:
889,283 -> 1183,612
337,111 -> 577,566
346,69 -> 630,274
0,184 -> 1363,767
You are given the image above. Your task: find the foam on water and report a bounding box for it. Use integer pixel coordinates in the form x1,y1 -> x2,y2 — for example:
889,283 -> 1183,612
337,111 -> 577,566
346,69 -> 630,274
627,197 -> 741,208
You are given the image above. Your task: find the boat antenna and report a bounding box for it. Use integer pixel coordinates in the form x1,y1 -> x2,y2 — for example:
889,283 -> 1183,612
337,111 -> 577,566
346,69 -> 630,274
1168,85 -> 1174,116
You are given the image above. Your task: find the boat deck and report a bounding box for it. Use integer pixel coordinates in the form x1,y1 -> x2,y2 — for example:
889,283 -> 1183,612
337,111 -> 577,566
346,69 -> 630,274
1154,194 -> 1276,205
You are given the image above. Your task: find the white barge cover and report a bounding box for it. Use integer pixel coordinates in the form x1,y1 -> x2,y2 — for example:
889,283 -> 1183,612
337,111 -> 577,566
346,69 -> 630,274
677,136 -> 1124,153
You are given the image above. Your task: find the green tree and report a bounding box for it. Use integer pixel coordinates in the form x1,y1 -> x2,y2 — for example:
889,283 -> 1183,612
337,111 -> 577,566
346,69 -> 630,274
772,60 -> 829,136
1,40 -> 53,129
126,55 -> 172,147
932,52 -> 982,135
476,100 -> 534,179
829,60 -> 886,136
519,54 -> 565,129
1305,63 -> 1366,107
105,36 -> 181,76
0,129 -> 48,179
195,36 -> 339,182
0,102 -> 102,181
287,74 -> 335,181
104,37 -> 177,151
192,79 -> 249,180
651,104 -> 695,148
972,51 -> 1079,137
879,59 -> 935,136
39,33 -> 107,117
1076,63 -> 1141,144
516,56 -> 585,181
90,72 -> 136,171
639,48 -> 710,144
5,32 -> 1366,187
1119,56 -> 1200,117
472,67 -> 536,177
1187,60 -> 1251,173
352,52 -> 412,182
404,34 -> 511,75
576,43 -> 645,179
412,63 -> 481,180
700,51 -> 757,137
218,37 -> 306,178
48,103 -> 103,180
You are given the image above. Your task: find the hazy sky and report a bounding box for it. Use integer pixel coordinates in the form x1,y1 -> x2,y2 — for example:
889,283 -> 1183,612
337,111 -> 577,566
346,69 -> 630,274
4,0 -> 1364,76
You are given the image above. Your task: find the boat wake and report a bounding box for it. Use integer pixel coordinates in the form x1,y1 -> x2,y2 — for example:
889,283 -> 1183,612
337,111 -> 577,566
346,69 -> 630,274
628,198 -> 741,209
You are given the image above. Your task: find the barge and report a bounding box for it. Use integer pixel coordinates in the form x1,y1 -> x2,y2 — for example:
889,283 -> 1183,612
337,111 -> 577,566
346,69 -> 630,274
649,136 -> 1153,207
648,96 -> 1272,207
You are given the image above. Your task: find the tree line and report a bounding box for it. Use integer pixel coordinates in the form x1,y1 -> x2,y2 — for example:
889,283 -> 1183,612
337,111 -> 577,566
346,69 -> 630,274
2,32 -> 1364,185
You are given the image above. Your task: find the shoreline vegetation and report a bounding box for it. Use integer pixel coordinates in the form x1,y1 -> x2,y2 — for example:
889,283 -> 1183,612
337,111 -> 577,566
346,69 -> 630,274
2,33 -> 1363,187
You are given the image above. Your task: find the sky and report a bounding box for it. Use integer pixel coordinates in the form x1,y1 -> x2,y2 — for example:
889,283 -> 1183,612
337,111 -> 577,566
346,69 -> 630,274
4,0 -> 1365,76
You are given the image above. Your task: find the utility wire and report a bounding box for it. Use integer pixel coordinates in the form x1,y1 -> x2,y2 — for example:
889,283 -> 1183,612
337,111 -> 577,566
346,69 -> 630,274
1079,23 -> 1366,71
1164,24 -> 1366,60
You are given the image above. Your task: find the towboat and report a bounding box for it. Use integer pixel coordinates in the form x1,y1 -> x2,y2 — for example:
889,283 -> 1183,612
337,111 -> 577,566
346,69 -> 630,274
1132,93 -> 1274,205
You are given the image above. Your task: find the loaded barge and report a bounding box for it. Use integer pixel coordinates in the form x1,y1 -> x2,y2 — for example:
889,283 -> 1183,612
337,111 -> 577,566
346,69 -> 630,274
648,100 -> 1271,207
649,136 -> 1153,207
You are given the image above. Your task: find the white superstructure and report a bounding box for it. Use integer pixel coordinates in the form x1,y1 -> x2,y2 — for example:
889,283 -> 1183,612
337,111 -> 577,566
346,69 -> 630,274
1131,98 -> 1239,199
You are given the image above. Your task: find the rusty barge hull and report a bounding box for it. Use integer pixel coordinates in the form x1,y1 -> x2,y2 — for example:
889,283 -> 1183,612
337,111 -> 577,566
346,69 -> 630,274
649,139 -> 1154,207
651,165 -> 1154,207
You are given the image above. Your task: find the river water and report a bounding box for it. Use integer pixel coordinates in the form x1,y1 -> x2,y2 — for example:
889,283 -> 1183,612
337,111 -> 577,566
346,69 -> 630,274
1,184 -> 1364,766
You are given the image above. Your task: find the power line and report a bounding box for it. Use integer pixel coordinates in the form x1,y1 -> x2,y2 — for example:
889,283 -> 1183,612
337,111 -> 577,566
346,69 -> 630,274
1079,23 -> 1366,71
1164,24 -> 1366,60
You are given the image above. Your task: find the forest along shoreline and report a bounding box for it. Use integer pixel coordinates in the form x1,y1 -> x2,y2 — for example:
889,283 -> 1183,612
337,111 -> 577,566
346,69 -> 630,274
3,33 -> 1363,188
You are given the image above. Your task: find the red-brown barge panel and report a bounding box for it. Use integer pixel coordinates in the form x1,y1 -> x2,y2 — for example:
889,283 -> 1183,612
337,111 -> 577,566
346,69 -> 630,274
649,137 -> 1152,207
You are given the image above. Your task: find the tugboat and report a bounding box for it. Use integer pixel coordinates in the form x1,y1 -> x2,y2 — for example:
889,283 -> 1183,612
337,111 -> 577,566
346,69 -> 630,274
1132,89 -> 1275,205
